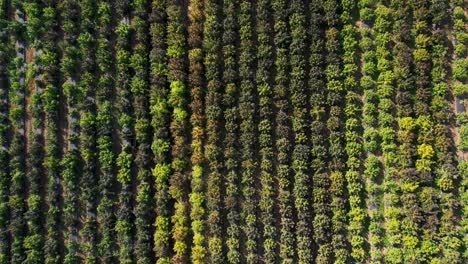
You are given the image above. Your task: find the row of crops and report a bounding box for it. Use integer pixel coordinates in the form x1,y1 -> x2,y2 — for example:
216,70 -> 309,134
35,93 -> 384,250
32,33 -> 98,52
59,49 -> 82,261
0,0 -> 466,263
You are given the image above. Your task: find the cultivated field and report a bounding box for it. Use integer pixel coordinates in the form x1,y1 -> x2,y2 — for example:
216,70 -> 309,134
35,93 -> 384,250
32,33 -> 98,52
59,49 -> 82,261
0,0 -> 466,263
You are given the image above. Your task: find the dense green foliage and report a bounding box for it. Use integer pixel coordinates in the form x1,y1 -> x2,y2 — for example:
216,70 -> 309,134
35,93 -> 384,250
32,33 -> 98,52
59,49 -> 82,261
221,0 -> 240,262
187,1 -> 206,262
115,1 -> 133,263
273,0 -> 295,262
0,1 -> 465,263
24,1 -> 44,263
77,1 -> 98,263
